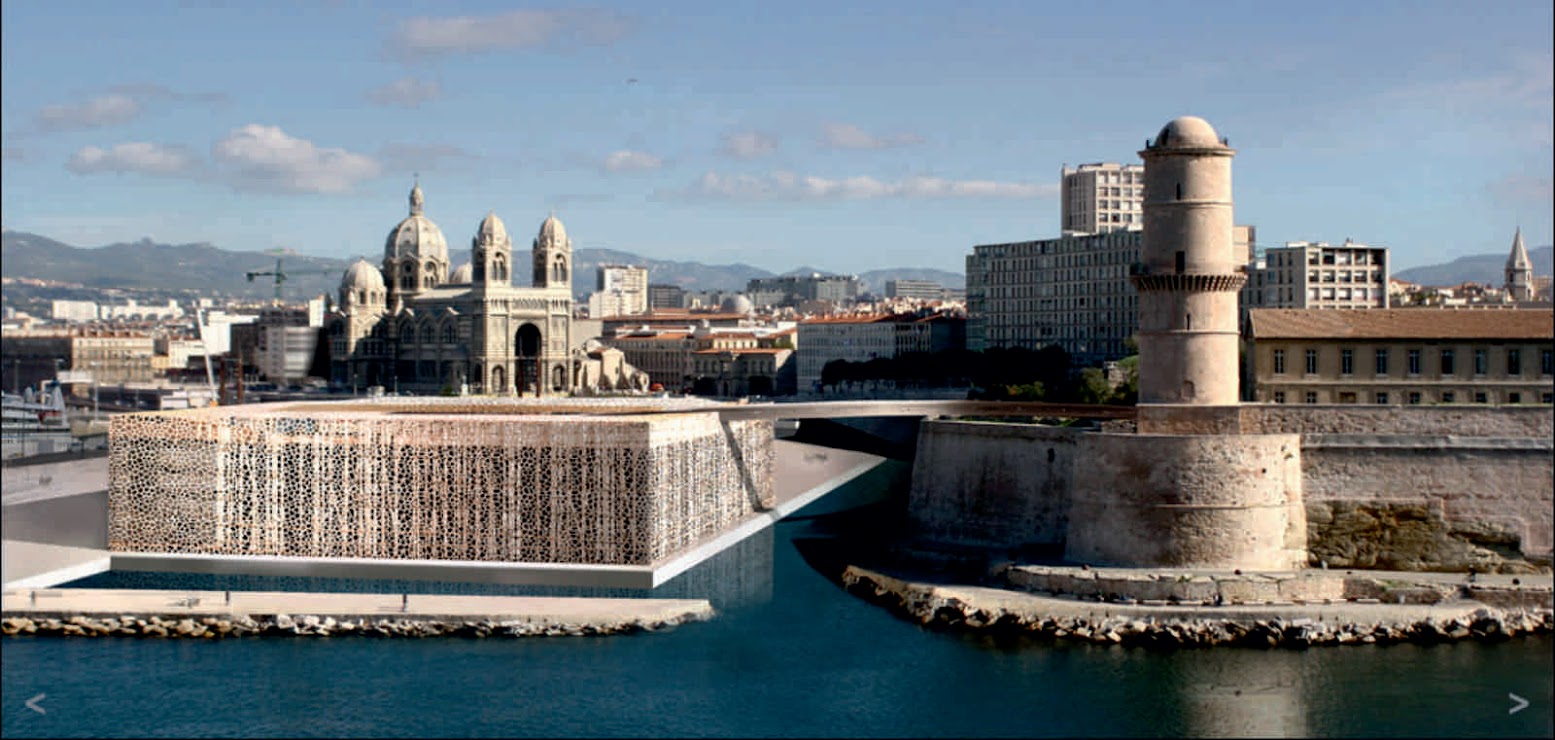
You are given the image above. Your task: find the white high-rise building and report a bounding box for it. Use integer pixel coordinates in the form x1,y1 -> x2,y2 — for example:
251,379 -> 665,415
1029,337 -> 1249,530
593,264 -> 649,316
1061,162 -> 1145,236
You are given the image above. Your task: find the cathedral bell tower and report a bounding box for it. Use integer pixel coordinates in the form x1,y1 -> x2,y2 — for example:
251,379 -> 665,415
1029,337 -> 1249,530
471,211 -> 512,290
533,212 -> 572,290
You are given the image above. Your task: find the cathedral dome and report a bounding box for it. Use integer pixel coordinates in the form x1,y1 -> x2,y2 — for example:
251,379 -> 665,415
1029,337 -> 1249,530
537,212 -> 568,249
449,263 -> 473,284
1152,116 -> 1223,149
341,258 -> 386,293
384,182 -> 449,263
721,294 -> 754,314
476,211 -> 510,247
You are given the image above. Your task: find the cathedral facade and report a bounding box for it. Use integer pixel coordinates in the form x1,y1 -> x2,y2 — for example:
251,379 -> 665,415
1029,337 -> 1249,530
327,183 -> 577,396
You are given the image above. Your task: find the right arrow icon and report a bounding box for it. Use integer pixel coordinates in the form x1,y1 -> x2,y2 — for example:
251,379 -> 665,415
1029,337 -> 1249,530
1509,693 -> 1529,715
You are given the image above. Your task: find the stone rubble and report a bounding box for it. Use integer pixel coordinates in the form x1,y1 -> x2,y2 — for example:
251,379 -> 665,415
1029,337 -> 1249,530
841,566 -> 1555,649
0,612 -> 708,639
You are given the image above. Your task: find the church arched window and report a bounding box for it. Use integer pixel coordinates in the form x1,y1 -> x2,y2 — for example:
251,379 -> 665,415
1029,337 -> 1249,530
442,322 -> 457,344
553,257 -> 567,284
421,323 -> 435,344
400,323 -> 415,344
494,257 -> 508,283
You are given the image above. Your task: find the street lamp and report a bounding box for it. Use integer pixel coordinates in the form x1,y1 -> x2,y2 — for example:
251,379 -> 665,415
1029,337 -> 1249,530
89,362 -> 99,418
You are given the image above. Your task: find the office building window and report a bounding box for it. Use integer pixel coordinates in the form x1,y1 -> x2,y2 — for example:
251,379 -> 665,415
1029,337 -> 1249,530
1509,392 -> 1521,404
1305,391 -> 1318,404
1474,349 -> 1487,375
1407,392 -> 1421,405
1340,349 -> 1353,376
1442,391 -> 1456,403
1375,392 -> 1389,405
1407,349 -> 1421,376
1543,349 -> 1553,376
1273,349 -> 1286,375
1273,391 -> 1286,404
1543,393 -> 1553,404
1338,391 -> 1358,404
1441,349 -> 1455,376
1306,349 -> 1319,375
1375,349 -> 1388,375
1508,349 -> 1521,376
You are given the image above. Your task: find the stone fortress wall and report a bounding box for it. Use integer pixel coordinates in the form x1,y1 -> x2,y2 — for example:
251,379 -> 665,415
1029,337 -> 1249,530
908,404 -> 1553,572
108,397 -> 773,566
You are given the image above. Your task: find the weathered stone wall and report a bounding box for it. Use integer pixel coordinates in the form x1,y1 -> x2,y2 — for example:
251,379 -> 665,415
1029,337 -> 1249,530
906,421 -> 1079,551
108,398 -> 772,566
1066,433 -> 1305,569
1139,404 -> 1553,438
1302,435 -> 1554,572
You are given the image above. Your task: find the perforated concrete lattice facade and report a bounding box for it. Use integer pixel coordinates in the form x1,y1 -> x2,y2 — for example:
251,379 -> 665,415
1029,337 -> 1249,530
108,397 -> 774,566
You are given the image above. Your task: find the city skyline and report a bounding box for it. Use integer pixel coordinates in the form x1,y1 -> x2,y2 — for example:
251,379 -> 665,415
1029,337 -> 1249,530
1,0 -> 1551,276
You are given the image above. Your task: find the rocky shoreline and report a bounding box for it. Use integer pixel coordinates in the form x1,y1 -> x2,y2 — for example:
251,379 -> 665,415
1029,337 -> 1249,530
843,566 -> 1555,648
1,611 -> 709,639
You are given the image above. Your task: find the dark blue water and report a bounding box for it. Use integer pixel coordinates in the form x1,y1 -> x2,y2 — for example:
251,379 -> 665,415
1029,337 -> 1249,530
5,467 -> 1552,738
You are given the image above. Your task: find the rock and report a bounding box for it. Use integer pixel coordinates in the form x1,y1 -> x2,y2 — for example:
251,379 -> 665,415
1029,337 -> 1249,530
175,619 -> 197,636
274,614 -> 295,630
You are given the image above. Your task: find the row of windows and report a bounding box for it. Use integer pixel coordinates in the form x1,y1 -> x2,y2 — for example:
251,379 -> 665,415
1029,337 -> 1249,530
1272,390 -> 1553,405
1273,348 -> 1553,377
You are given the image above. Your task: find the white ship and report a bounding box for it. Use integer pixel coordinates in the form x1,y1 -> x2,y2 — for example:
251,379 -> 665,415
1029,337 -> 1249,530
2,384 -> 75,457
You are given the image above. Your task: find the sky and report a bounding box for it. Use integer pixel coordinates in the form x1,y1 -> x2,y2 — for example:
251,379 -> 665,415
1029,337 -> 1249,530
1,0 -> 1550,276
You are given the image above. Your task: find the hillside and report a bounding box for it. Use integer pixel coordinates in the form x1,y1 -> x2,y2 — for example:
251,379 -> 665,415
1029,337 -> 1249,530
1394,245 -> 1553,286
0,230 -> 964,302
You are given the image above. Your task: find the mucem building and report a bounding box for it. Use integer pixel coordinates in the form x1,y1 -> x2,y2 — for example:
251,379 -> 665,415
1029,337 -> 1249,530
108,397 -> 773,567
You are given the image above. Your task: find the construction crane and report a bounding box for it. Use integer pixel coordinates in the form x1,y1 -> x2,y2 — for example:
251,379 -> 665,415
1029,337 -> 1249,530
245,252 -> 339,302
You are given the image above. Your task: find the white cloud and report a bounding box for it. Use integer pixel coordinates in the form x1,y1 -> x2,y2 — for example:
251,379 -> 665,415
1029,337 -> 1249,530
1381,51 -> 1553,147
668,170 -> 1056,201
212,124 -> 381,193
368,77 -> 442,108
66,142 -> 198,176
36,94 -> 143,132
602,149 -> 663,172
720,131 -> 778,159
32,85 -> 226,133
1487,173 -> 1554,206
819,122 -> 924,150
389,9 -> 631,59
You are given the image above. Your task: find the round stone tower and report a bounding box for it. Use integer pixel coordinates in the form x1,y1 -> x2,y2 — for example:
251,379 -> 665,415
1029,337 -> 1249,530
1062,115 -> 1307,571
1133,116 -> 1244,405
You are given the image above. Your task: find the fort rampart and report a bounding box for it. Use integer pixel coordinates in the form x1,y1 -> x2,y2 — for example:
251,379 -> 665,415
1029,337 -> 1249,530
909,405 -> 1553,572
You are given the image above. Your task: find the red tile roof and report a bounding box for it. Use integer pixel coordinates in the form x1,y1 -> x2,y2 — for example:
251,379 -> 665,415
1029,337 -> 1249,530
1249,308 -> 1554,341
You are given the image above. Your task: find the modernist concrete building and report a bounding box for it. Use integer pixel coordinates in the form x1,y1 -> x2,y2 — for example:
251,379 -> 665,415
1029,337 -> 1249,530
747,273 -> 861,309
795,314 -> 964,395
326,183 -> 577,396
1247,308 -> 1555,406
1244,240 -> 1390,315
965,230 -> 1142,363
884,279 -> 947,301
1060,162 -> 1145,235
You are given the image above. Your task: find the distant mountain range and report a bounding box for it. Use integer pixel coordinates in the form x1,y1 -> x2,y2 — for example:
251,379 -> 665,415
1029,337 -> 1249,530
1394,245 -> 1553,287
0,230 -> 964,302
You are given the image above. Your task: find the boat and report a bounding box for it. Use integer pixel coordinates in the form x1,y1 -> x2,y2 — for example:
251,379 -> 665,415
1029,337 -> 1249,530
2,384 -> 75,457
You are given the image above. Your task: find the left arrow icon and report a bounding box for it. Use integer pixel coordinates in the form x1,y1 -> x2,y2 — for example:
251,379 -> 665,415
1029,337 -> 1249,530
26,694 -> 46,714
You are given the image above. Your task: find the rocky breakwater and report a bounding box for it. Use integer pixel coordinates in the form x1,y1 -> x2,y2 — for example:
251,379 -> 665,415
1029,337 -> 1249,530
1,611 -> 711,639
0,589 -> 716,639
841,565 -> 1555,648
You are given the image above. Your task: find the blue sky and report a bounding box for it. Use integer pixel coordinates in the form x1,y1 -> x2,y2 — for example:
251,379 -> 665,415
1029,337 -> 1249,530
2,0 -> 1550,275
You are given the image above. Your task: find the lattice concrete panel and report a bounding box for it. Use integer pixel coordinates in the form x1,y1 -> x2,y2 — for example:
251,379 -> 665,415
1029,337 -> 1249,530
108,398 -> 773,566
